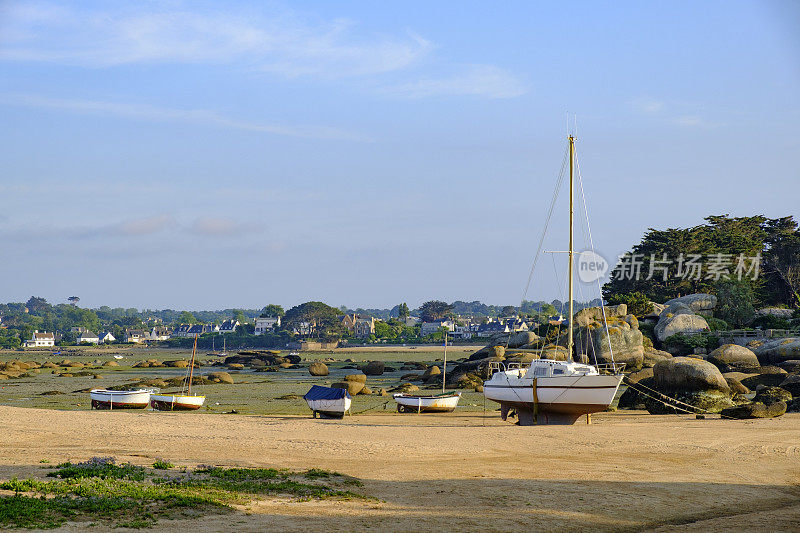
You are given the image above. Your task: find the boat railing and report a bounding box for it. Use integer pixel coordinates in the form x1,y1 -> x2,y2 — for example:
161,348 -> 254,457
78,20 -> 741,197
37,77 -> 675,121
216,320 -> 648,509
594,362 -> 626,375
487,361 -> 525,375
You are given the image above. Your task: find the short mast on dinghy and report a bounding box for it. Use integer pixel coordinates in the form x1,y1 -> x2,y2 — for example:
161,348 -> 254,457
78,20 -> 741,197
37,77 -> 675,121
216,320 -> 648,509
187,334 -> 198,395
442,330 -> 448,394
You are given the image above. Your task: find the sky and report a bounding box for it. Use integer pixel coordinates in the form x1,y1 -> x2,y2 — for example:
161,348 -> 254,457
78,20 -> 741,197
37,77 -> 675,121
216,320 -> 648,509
0,0 -> 798,311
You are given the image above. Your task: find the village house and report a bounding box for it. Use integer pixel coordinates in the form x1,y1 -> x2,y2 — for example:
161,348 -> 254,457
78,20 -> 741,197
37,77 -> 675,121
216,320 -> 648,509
254,316 -> 280,335
76,331 -> 100,344
148,326 -> 171,341
170,324 -> 215,338
24,331 -> 55,348
69,326 -> 88,334
98,332 -> 116,343
124,329 -> 147,343
218,319 -> 240,334
476,320 -> 509,337
339,314 -> 376,338
420,319 -> 456,337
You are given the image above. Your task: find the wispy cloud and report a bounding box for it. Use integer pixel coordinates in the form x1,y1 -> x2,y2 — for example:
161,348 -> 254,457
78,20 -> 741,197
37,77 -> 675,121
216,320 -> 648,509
0,93 -> 363,140
386,64 -> 527,99
0,2 -> 431,78
189,217 -> 240,236
631,97 -> 715,128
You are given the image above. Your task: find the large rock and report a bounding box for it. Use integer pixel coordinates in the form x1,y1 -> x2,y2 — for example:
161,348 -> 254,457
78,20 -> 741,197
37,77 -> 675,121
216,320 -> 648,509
720,401 -> 786,419
574,311 -> 644,370
753,386 -> 792,406
344,373 -> 367,383
752,338 -> 800,365
421,366 -> 441,382
655,313 -> 710,342
468,344 -> 505,361
664,294 -> 718,314
643,348 -> 672,368
755,307 -> 794,319
539,345 -> 570,361
361,361 -> 385,376
207,371 -> 234,384
332,380 -> 364,396
741,367 -> 789,390
308,362 -> 329,376
653,357 -> 730,393
778,374 -> 800,396
724,376 -> 750,395
778,360 -> 800,373
707,344 -> 761,373
573,304 -> 627,328
508,331 -> 539,349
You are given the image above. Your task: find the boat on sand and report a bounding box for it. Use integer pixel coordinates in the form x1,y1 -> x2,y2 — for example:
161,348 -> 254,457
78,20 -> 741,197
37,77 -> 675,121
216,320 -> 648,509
150,334 -> 206,411
393,391 -> 461,413
304,385 -> 351,418
394,332 -> 461,413
90,389 -> 151,410
482,135 -> 625,425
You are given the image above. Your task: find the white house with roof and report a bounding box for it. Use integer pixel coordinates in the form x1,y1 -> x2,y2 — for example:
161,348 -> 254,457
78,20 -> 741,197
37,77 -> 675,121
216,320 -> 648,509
98,332 -> 116,343
148,326 -> 171,341
420,319 -> 456,337
124,329 -> 147,343
219,320 -> 240,334
254,316 -> 281,335
76,331 -> 100,344
24,331 -> 55,348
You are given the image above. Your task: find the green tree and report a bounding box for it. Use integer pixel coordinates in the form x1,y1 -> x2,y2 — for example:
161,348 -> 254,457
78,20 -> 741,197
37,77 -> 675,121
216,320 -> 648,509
178,311 -> 198,324
714,279 -> 756,327
419,300 -> 454,322
283,301 -> 342,339
233,309 -> 247,324
67,296 -> 80,306
397,303 -> 410,319
260,304 -> 285,318
501,305 -> 517,317
605,292 -> 653,317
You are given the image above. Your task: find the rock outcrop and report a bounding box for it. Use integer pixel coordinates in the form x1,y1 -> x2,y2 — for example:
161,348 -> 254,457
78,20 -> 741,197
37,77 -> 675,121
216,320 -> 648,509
655,313 -> 710,342
720,401 -> 786,419
752,338 -> 800,365
664,293 -> 718,315
645,357 -> 732,413
574,306 -> 644,370
707,344 -> 761,373
361,361 -> 385,376
642,348 -> 672,368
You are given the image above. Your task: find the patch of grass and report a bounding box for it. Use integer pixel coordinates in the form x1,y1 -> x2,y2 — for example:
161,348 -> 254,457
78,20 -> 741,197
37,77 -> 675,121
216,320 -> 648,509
152,459 -> 174,470
38,459 -> 49,464
48,457 -> 145,481
0,463 -> 368,529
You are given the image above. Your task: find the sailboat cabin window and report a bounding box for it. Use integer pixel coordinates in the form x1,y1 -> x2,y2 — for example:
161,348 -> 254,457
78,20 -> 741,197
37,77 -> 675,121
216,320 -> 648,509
552,368 -> 564,375
534,366 -> 548,377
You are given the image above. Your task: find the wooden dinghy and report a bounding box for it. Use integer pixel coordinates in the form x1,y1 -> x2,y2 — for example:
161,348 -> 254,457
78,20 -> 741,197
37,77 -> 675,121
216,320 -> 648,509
151,334 -> 206,412
90,389 -> 151,410
393,391 -> 461,413
304,385 -> 352,419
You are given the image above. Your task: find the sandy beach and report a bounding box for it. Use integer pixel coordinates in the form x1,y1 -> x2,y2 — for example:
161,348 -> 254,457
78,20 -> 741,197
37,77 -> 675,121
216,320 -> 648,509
1,406 -> 799,532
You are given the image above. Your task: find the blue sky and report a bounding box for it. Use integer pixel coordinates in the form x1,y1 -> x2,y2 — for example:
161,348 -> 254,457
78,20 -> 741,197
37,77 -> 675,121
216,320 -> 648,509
1,0 -> 798,311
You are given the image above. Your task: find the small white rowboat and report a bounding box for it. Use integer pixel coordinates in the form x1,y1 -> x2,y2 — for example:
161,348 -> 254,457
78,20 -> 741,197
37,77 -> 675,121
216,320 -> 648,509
90,389 -> 151,410
150,394 -> 205,411
393,392 -> 461,413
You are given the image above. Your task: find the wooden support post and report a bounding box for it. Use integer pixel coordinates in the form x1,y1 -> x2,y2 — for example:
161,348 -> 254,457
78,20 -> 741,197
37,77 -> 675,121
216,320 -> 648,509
586,413 -> 592,425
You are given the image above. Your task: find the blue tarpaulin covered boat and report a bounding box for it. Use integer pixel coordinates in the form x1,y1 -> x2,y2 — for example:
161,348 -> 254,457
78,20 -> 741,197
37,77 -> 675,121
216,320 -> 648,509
303,385 -> 352,419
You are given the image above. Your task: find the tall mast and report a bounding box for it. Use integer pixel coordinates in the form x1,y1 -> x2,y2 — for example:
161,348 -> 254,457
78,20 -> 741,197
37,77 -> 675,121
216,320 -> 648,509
567,135 -> 575,361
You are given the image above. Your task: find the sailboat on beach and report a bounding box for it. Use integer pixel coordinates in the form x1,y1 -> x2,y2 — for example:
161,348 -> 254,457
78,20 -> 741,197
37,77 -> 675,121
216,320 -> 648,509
394,330 -> 461,413
482,135 -> 626,425
150,335 -> 206,411
207,336 -> 227,357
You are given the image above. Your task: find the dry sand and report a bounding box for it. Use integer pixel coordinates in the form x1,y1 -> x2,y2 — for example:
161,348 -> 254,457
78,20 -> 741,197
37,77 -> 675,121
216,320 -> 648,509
1,406 -> 799,532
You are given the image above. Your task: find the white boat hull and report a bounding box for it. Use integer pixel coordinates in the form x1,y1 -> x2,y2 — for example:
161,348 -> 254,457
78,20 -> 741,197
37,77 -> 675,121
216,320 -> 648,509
150,394 -> 205,411
90,389 -> 151,410
393,392 -> 461,413
306,397 -> 352,419
483,372 -> 623,424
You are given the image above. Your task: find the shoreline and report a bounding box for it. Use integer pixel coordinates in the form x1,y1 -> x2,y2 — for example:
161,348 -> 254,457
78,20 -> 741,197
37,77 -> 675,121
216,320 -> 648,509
1,406 -> 799,531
